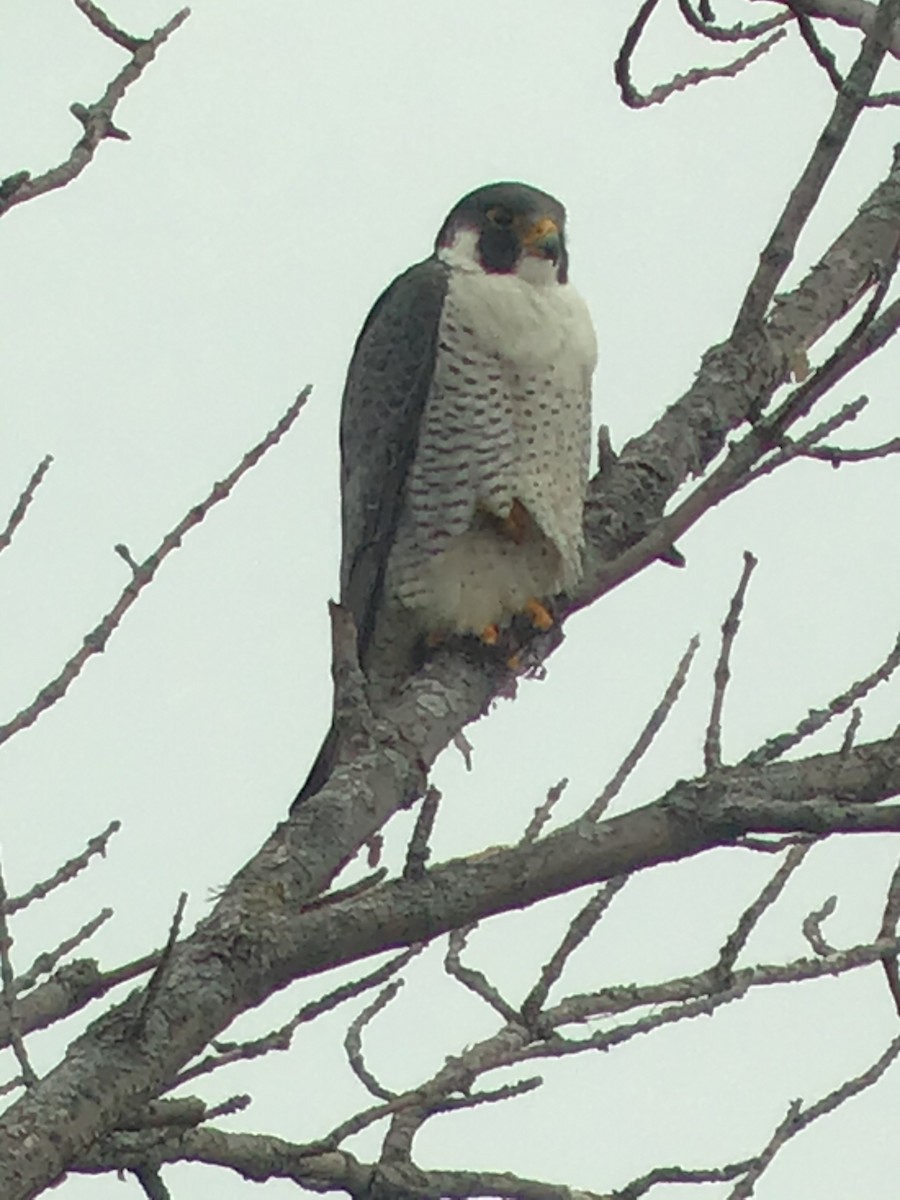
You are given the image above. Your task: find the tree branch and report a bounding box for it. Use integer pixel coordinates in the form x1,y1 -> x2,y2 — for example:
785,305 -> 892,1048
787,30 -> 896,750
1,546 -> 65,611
0,389 -> 309,748
2,61 -> 900,1200
734,0 -> 900,332
762,0 -> 900,58
0,9 -> 190,216
0,457 -> 53,557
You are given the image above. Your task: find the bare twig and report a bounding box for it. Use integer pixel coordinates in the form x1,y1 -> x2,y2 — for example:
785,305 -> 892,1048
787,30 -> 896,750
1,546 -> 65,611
790,393 -> 869,443
345,983 -> 402,1101
379,1075 -> 544,1165
73,0 -> 143,51
677,0 -> 792,40
803,894 -> 838,955
6,820 -> 120,915
737,833 -> 818,852
717,845 -> 812,976
775,0 -> 900,59
206,1095 -> 252,1123
606,283 -> 900,597
522,778 -> 569,843
705,552 -> 758,771
614,0 -> 663,108
840,706 -> 864,754
733,0 -> 900,332
741,395 -> 894,491
0,457 -> 53,556
445,927 -> 519,1022
617,7 -> 786,108
0,9 -> 190,216
404,787 -> 441,880
612,1159 -> 754,1200
114,543 -> 141,573
546,935 -> 900,1032
728,1034 -> 900,1196
16,909 -> 113,994
742,633 -> 900,767
522,877 -> 629,1023
787,434 -> 900,464
312,934 -> 900,1158
786,0 -> 845,86
0,389 -> 309,746
134,894 -> 187,1038
794,1029 -> 900,1119
0,862 -> 36,1087
428,1074 -> 542,1116
728,1101 -> 802,1199
585,636 -> 700,820
451,731 -> 474,770
173,946 -> 423,1088
316,1093 -> 416,1151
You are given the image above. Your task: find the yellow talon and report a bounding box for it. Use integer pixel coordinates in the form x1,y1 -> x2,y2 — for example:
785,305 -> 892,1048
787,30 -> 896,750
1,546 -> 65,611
524,598 -> 553,631
481,623 -> 500,646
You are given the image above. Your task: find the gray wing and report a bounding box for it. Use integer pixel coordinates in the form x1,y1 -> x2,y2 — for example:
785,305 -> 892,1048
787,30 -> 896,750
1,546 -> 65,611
340,257 -> 449,662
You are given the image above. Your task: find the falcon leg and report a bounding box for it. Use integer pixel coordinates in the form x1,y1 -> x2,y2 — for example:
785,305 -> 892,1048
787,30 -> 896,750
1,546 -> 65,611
500,498 -> 531,544
523,597 -> 554,631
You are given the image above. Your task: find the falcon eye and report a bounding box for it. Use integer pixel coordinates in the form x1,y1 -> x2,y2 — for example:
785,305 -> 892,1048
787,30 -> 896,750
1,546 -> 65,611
487,207 -> 513,228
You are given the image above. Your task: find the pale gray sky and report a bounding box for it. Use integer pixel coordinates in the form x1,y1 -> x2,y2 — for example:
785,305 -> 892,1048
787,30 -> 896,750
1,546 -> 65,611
1,2 -> 899,1197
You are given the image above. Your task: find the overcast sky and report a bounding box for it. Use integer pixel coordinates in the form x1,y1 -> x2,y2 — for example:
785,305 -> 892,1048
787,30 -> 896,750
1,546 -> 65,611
1,2 -> 899,1197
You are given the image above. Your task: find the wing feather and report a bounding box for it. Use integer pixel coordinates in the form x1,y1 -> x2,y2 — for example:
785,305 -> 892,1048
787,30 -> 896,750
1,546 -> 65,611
339,257 -> 449,661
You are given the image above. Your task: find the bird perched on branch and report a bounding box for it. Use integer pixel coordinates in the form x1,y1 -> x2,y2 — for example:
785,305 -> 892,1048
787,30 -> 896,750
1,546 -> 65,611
295,181 -> 597,805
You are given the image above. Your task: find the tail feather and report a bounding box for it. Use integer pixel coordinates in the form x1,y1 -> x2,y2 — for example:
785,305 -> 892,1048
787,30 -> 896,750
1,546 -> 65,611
291,724 -> 338,811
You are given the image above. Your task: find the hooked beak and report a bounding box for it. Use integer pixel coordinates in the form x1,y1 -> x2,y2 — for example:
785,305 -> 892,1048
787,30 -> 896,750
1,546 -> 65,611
520,215 -> 561,263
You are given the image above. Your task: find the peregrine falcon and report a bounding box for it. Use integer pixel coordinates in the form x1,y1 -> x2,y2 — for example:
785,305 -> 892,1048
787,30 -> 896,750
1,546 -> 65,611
295,181 -> 596,803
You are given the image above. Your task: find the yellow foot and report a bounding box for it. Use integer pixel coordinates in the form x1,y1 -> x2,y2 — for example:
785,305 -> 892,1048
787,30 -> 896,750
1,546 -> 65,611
506,652 -> 523,671
480,623 -> 500,646
523,598 -> 554,632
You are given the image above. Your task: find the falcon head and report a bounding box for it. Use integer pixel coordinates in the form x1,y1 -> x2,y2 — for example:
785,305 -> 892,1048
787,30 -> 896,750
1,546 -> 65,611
435,181 -> 569,285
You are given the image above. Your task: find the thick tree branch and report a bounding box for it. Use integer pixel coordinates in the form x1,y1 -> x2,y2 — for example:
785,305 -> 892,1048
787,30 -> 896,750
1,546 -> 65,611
579,144 -> 900,602
0,954 -> 158,1049
1,719 -> 898,1198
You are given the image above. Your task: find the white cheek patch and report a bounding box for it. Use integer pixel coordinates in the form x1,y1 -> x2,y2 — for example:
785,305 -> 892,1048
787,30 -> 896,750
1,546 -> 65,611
437,228 -> 483,272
